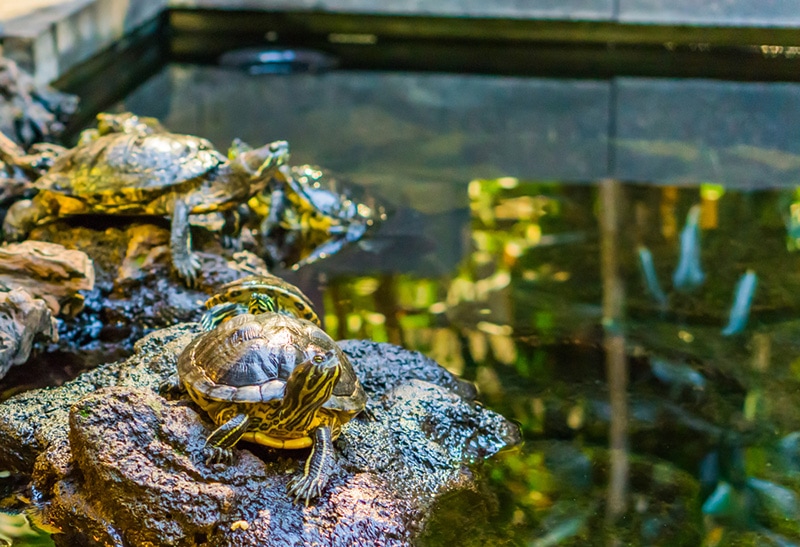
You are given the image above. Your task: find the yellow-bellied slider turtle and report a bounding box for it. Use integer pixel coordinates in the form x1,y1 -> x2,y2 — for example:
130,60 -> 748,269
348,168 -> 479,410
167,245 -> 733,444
2,132 -> 289,286
201,273 -> 321,330
169,312 -> 366,504
255,164 -> 386,269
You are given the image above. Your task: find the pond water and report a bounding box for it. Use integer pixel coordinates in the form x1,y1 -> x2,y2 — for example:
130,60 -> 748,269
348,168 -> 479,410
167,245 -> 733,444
6,62 -> 800,545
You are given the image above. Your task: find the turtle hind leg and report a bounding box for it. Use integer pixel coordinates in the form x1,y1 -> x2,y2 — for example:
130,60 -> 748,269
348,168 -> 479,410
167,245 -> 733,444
158,374 -> 185,398
203,413 -> 250,466
287,425 -> 335,506
170,197 -> 202,287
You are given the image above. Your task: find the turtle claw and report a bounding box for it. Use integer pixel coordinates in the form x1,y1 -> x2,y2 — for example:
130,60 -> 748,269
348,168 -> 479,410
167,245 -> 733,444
287,473 -> 327,506
203,445 -> 234,466
174,252 -> 202,288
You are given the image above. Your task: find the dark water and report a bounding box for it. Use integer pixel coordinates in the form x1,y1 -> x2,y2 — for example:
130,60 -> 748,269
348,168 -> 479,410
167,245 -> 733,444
7,64 -> 800,545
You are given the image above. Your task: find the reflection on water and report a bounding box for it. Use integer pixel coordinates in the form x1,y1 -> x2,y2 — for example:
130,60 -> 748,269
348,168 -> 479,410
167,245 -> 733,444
317,179 -> 800,544
9,65 -> 800,544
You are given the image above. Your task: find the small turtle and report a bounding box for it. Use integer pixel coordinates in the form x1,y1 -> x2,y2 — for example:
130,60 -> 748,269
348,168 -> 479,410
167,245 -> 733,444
167,312 -> 366,504
2,132 -> 289,285
201,273 -> 321,330
77,112 -> 166,145
255,164 -> 386,269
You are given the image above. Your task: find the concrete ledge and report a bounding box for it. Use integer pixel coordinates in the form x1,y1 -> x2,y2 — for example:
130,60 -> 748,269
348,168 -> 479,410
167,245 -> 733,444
5,0 -> 800,85
1,0 -> 166,85
168,0 -> 615,21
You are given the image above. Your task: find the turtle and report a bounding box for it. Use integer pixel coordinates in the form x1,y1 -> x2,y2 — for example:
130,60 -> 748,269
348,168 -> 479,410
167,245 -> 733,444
253,164 -> 386,269
77,111 -> 166,145
200,273 -> 321,331
166,312 -> 366,504
2,131 -> 290,286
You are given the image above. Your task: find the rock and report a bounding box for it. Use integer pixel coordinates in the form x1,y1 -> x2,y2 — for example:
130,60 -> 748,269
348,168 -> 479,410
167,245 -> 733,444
26,222 -> 269,367
338,339 -> 478,401
0,323 -> 196,474
0,241 -> 94,317
0,326 -> 519,546
116,224 -> 170,283
0,289 -> 57,379
0,56 -> 78,148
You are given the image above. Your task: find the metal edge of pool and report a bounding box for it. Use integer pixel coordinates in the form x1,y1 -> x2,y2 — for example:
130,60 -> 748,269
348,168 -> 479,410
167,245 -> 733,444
167,11 -> 800,82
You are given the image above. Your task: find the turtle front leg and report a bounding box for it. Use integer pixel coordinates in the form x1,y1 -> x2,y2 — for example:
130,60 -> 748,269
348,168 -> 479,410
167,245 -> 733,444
260,181 -> 289,241
290,219 -> 368,270
287,425 -> 335,505
204,413 -> 251,466
158,374 -> 185,398
220,208 -> 243,251
170,198 -> 202,287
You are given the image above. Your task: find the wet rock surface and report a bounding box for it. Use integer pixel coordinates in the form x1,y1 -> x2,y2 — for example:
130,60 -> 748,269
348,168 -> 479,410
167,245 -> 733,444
26,221 -> 267,367
0,326 -> 519,546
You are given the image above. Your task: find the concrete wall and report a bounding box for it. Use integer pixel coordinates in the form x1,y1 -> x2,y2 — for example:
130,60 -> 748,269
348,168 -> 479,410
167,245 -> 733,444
0,0 -> 166,85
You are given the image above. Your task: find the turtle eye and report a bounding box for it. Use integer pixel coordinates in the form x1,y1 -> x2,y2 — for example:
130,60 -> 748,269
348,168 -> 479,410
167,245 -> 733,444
312,354 -> 326,364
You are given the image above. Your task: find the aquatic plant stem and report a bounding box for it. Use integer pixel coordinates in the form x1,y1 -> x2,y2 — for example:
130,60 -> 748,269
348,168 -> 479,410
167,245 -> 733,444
599,179 -> 630,532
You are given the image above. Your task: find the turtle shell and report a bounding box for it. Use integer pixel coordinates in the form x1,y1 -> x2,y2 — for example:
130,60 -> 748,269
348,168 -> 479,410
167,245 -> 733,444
36,132 -> 225,202
204,274 -> 321,326
179,313 -> 365,416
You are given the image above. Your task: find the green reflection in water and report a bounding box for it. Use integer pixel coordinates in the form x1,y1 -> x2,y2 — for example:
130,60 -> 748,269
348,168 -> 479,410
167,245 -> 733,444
325,179 -> 800,545
0,512 -> 55,547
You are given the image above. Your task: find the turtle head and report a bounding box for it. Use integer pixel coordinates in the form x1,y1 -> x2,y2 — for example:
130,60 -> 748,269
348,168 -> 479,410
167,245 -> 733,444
279,349 -> 341,428
237,140 -> 290,191
248,292 -> 277,315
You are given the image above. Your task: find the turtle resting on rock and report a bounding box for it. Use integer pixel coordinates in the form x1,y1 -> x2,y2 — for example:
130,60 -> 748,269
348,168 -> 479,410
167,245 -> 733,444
163,312 -> 366,504
252,163 -> 386,269
2,131 -> 289,285
200,273 -> 321,330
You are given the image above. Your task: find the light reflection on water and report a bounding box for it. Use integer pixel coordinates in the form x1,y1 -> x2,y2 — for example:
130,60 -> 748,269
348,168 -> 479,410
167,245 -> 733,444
317,180 -> 800,544
8,64 -> 800,544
